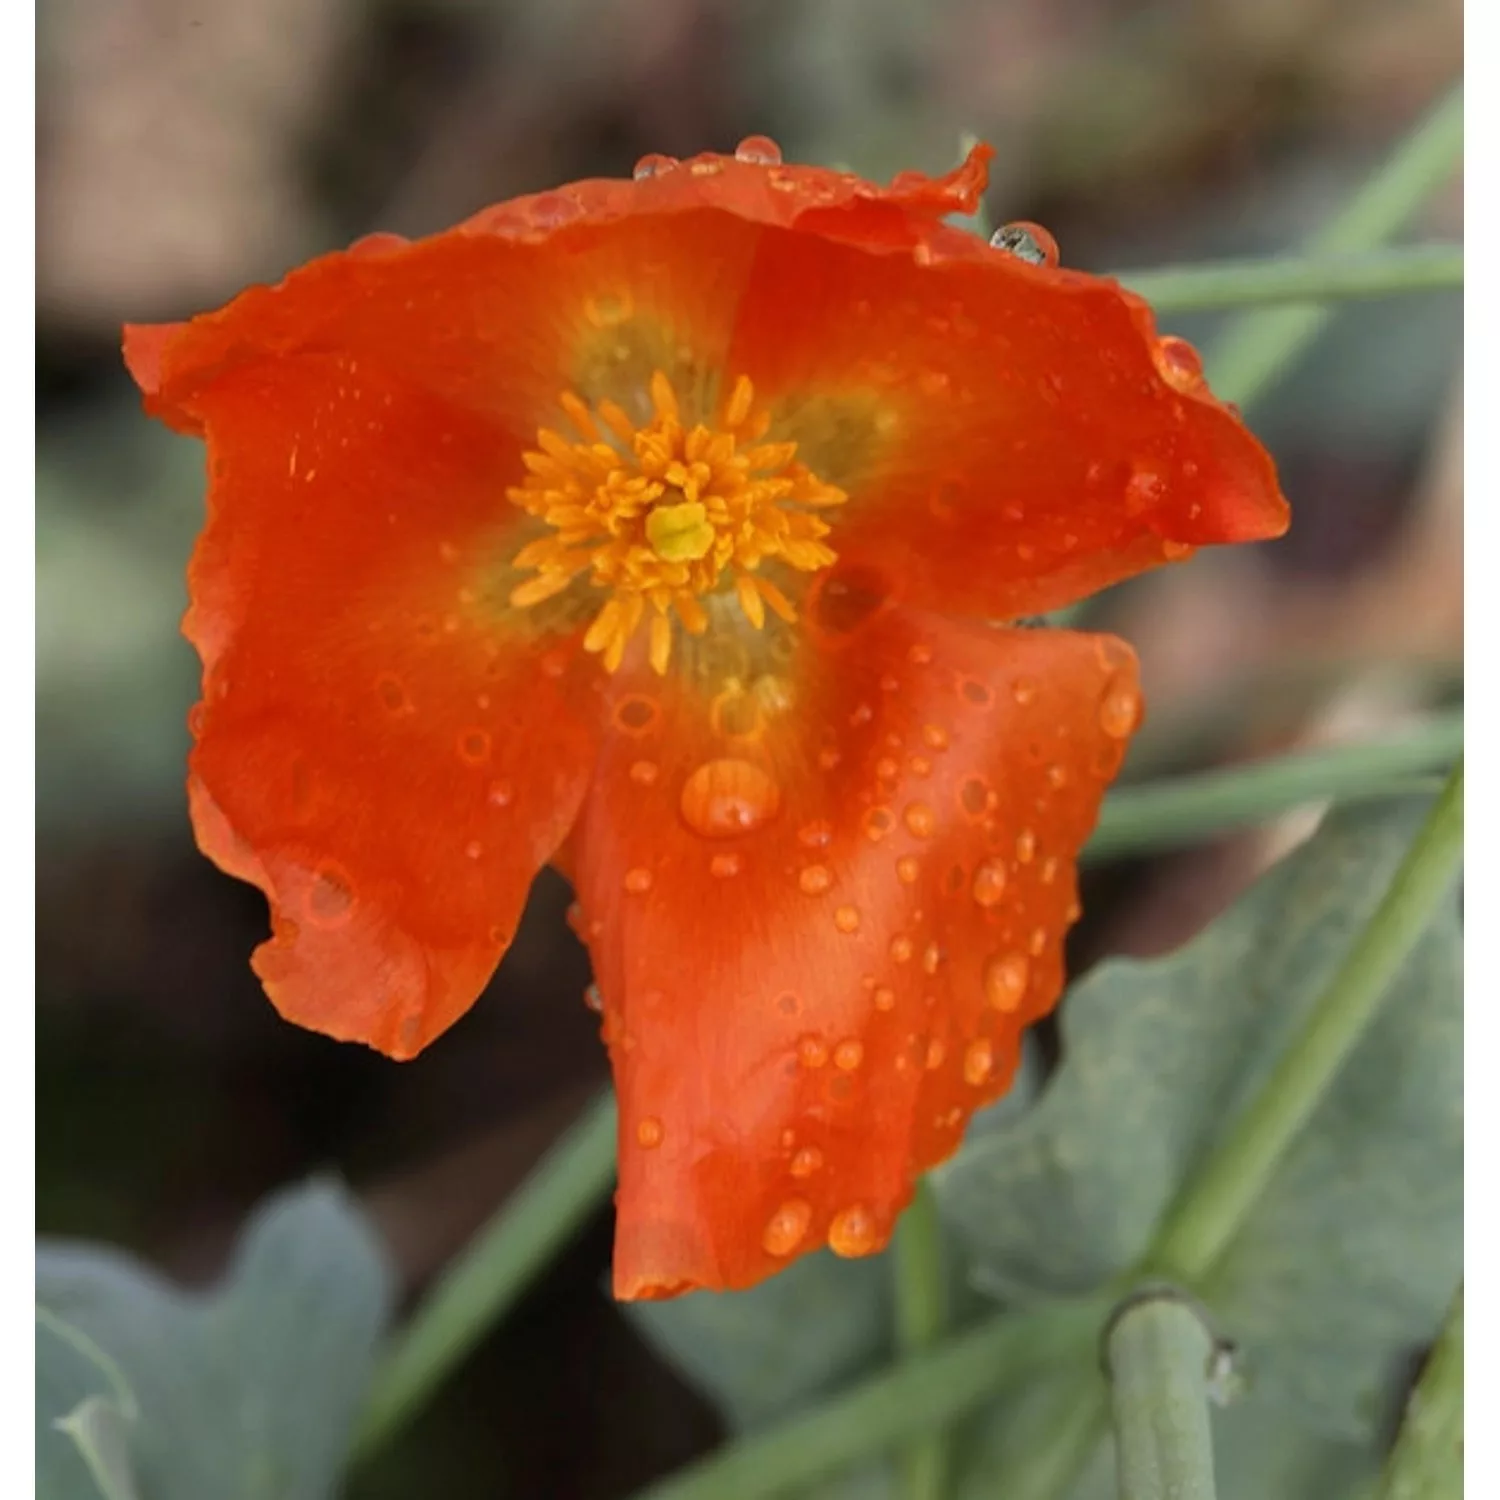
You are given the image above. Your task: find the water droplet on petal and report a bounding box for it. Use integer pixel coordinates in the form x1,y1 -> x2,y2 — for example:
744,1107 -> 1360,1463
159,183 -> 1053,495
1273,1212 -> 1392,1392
798,1034 -> 830,1069
630,759 -> 659,786
584,292 -> 633,328
798,820 -> 833,849
307,867 -> 353,927
828,1204 -> 879,1258
874,985 -> 896,1011
1155,335 -> 1204,390
989,221 -> 1058,267
921,724 -> 950,750
615,695 -> 659,733
488,779 -> 514,807
984,952 -> 1030,1011
624,867 -> 654,894
972,858 -> 1008,908
1099,678 -> 1142,739
863,806 -> 895,842
834,905 -> 861,933
1015,829 -> 1037,864
960,776 -> 995,817
464,839 -> 483,860
964,1037 -> 994,1086
890,934 -> 914,963
376,674 -> 411,714
680,758 -> 781,837
636,1116 -> 664,1148
583,983 -> 604,1012
790,1146 -> 824,1178
897,856 -> 921,885
734,134 -> 783,164
710,852 -> 742,878
903,802 -> 936,838
1125,464 -> 1166,515
922,942 -> 943,976
800,864 -> 833,896
762,1197 -> 812,1256
925,1038 -> 946,1070
1029,926 -> 1049,957
1011,677 -> 1037,706
834,1038 -> 864,1070
633,152 -> 678,179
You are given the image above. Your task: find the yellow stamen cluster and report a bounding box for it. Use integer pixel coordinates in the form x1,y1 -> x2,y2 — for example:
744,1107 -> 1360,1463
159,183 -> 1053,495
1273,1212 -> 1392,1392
507,370 -> 847,674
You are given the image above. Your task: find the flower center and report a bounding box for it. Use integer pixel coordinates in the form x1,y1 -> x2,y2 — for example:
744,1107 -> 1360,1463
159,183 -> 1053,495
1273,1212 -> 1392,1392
507,370 -> 847,674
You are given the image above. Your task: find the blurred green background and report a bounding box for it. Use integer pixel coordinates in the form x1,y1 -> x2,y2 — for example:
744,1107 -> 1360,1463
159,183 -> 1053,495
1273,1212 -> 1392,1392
36,2 -> 1461,1494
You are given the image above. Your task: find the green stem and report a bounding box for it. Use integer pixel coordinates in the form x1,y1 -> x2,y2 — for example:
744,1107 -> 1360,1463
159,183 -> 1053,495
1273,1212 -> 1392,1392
627,1298 -> 1109,1500
1106,1292 -> 1220,1500
1151,762 -> 1463,1280
1004,760 -> 1463,1499
1119,244 -> 1460,313
894,1180 -> 950,1500
1086,713 -> 1462,863
1207,85 -> 1463,407
1377,1285 -> 1463,1500
998,1373 -> 1113,1500
352,1090 -> 618,1458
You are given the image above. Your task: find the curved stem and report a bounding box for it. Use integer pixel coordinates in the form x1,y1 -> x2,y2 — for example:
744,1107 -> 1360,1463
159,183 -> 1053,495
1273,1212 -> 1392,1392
1105,1291 -> 1221,1500
1086,713 -> 1462,863
894,1179 -> 950,1500
1378,1285 -> 1463,1500
628,1298 -> 1109,1500
1207,85 -> 1463,407
352,1090 -> 618,1458
1120,243 -> 1460,313
1151,762 -> 1462,1279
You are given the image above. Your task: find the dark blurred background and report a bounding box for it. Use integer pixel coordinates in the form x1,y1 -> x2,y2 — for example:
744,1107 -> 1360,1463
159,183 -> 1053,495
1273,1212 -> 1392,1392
36,2 -> 1461,1495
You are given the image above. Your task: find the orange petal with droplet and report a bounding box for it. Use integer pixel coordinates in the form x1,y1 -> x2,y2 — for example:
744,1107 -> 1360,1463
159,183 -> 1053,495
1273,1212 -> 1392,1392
174,351 -> 599,1057
569,608 -> 1141,1296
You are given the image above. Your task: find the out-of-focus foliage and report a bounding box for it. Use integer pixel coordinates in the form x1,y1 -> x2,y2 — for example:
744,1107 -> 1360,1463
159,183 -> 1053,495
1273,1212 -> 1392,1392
37,1183 -> 395,1500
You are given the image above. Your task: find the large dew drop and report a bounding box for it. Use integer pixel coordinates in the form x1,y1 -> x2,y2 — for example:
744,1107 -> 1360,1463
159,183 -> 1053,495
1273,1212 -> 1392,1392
679,758 -> 781,837
762,1198 -> 812,1256
828,1204 -> 879,1258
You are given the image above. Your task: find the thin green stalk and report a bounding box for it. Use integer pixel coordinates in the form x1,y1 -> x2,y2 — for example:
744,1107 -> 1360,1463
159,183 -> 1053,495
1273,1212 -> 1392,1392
894,1180 -> 950,1500
628,1298 -> 1110,1500
1003,760 -> 1463,1500
1151,761 -> 1463,1279
1378,1285 -> 1463,1500
352,1090 -> 618,1458
1106,1292 -> 1220,1500
1207,86 -> 1463,406
997,1373 -> 1112,1500
1119,244 -> 1460,313
1086,713 -> 1462,863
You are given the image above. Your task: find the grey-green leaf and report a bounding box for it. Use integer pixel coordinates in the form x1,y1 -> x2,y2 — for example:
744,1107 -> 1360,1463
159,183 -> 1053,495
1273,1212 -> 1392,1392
37,1308 -> 141,1500
936,798 -> 1460,1442
36,1178 -> 395,1500
627,1249 -> 891,1433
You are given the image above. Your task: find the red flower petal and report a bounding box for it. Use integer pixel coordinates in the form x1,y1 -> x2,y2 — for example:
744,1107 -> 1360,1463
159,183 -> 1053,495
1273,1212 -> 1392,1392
568,604 -> 1140,1297
173,350 -> 598,1058
724,231 -> 1287,620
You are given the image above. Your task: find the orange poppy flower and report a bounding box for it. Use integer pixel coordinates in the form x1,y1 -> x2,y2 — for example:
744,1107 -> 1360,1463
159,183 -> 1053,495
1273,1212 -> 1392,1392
124,138 -> 1287,1299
